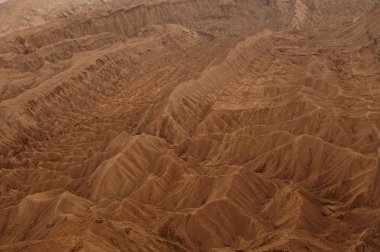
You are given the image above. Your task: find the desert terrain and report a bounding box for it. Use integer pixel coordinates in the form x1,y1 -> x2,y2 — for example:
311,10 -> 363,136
0,0 -> 380,251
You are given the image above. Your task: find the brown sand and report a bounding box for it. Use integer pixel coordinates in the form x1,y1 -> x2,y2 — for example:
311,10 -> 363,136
0,0 -> 380,251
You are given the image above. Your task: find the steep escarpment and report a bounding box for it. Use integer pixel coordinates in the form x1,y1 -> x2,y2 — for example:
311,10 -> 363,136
0,0 -> 380,251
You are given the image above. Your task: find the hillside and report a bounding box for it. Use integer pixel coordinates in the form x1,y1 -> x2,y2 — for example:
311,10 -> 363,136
0,0 -> 380,251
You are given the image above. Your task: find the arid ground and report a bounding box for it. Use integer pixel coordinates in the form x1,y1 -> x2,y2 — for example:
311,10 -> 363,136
0,0 -> 380,251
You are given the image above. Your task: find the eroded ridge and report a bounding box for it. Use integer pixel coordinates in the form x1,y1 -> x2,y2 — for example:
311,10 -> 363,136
0,0 -> 380,251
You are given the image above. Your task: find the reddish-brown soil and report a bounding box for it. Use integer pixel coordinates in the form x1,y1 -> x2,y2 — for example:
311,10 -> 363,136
0,0 -> 380,251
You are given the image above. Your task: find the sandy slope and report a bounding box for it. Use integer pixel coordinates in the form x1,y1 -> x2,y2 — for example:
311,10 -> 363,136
0,0 -> 115,35
0,0 -> 380,251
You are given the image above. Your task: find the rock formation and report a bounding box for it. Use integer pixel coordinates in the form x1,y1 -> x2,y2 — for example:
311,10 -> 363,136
0,0 -> 380,251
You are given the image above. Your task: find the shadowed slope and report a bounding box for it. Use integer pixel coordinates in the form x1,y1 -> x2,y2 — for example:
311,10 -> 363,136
0,0 -> 380,251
